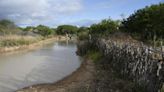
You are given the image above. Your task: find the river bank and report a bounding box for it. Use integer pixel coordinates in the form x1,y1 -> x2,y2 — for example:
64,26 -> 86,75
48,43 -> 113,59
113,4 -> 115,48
16,57 -> 95,92
0,39 -> 81,92
0,36 -> 68,54
76,36 -> 164,92
15,37 -> 164,92
16,49 -> 139,92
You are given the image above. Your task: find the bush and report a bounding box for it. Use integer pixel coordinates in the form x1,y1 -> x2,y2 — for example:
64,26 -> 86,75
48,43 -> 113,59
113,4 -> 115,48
0,19 -> 21,35
89,18 -> 120,36
78,32 -> 89,40
87,50 -> 102,62
77,27 -> 89,40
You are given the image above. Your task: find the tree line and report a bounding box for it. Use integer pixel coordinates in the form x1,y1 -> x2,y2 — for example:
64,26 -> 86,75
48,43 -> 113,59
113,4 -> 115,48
84,3 -> 164,43
0,3 -> 163,41
0,20 -> 80,37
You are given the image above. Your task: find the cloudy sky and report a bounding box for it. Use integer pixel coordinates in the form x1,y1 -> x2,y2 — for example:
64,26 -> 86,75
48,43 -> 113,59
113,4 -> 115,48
0,0 -> 163,27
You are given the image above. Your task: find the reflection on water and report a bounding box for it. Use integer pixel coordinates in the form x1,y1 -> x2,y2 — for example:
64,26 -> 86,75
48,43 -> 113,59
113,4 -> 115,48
0,40 -> 81,92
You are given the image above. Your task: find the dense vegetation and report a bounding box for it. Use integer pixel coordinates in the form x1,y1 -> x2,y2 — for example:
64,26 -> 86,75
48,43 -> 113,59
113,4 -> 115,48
36,25 -> 54,37
22,25 -> 55,37
77,3 -> 164,45
76,3 -> 164,92
77,19 -> 120,40
0,20 -> 53,47
121,3 -> 164,41
77,27 -> 89,40
0,19 -> 21,35
89,19 -> 120,36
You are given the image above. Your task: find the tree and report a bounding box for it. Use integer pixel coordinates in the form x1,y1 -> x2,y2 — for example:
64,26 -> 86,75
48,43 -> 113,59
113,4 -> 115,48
121,3 -> 164,40
23,26 -> 35,31
77,27 -> 89,34
36,25 -> 53,37
56,25 -> 78,35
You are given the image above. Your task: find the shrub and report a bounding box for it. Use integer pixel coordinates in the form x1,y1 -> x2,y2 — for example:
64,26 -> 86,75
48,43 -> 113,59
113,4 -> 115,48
87,50 -> 102,62
0,19 -> 21,35
89,18 -> 120,36
77,27 -> 89,40
78,32 -> 89,40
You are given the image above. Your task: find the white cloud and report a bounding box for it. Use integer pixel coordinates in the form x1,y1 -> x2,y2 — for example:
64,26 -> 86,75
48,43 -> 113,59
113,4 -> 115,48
68,19 -> 100,27
0,0 -> 83,26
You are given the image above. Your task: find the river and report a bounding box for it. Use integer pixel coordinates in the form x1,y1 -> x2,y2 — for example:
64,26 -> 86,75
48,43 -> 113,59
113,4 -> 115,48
0,40 -> 82,92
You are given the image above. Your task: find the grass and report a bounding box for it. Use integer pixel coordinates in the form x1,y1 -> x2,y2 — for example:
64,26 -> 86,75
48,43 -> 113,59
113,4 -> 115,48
161,85 -> 164,92
0,35 -> 42,47
86,50 -> 103,62
77,32 -> 89,41
162,89 -> 164,92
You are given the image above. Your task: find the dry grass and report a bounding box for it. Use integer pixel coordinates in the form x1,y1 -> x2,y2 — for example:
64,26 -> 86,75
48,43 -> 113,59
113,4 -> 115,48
161,85 -> 164,92
0,35 -> 42,47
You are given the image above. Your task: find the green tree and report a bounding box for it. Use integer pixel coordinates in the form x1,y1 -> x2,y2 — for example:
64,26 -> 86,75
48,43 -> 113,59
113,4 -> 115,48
36,25 -> 53,37
23,26 -> 35,31
121,3 -> 164,40
56,25 -> 78,35
77,27 -> 89,34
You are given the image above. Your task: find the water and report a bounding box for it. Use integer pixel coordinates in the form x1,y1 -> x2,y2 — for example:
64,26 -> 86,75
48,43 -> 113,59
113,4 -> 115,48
0,40 -> 82,92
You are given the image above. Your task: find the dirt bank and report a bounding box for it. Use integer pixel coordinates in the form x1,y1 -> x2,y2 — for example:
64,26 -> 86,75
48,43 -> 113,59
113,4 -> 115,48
16,58 -> 95,92
0,36 -> 67,55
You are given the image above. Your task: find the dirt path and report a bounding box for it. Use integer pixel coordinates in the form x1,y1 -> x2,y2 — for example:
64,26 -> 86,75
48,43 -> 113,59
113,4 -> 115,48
17,58 -> 95,92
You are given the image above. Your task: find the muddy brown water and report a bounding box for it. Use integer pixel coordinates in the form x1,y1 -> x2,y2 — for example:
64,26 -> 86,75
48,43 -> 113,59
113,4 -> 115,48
0,40 -> 82,92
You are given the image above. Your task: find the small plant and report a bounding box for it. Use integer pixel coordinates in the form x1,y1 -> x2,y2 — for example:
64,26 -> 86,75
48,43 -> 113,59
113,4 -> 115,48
86,50 -> 102,62
78,32 -> 89,41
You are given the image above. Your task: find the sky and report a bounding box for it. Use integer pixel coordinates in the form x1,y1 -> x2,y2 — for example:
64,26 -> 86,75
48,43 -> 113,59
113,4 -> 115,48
0,0 -> 163,27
